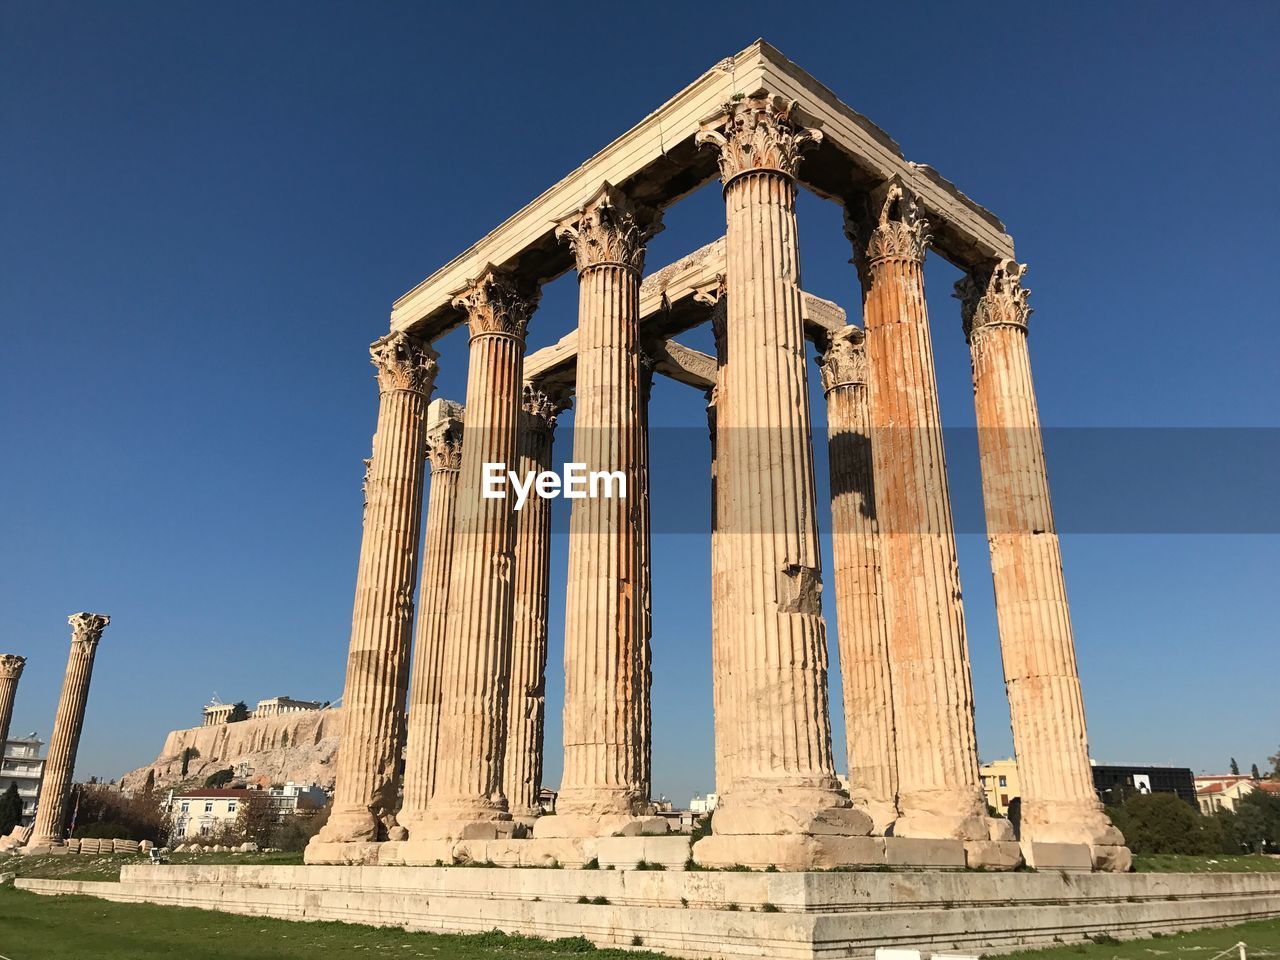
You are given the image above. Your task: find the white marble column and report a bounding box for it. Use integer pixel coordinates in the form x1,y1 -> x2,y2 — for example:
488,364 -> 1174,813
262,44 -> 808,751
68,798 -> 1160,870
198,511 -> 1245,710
539,183 -> 663,838
848,180 -> 1001,844
418,268 -> 536,840
504,384 -> 568,822
399,400 -> 464,835
314,332 -> 437,847
693,93 -> 870,868
957,261 -> 1128,870
28,614 -> 108,848
816,325 -> 898,834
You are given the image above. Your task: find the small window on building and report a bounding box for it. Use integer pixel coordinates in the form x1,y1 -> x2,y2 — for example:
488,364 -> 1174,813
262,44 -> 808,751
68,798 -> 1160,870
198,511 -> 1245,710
227,801 -> 237,813
181,802 -> 189,813
205,801 -> 213,813
999,776 -> 1007,787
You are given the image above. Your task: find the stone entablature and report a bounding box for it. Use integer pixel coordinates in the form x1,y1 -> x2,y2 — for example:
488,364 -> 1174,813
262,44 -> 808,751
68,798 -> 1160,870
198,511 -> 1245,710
253,697 -> 324,719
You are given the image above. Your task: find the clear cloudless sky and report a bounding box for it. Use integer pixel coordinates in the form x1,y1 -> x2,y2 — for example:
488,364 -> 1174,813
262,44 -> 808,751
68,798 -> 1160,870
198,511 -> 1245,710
3,1 -> 1278,803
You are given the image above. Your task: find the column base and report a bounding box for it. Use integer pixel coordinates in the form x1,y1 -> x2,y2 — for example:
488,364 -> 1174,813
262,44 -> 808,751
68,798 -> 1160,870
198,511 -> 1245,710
711,780 -> 872,837
1018,803 -> 1126,848
851,798 -> 899,835
532,814 -> 669,839
314,805 -> 382,844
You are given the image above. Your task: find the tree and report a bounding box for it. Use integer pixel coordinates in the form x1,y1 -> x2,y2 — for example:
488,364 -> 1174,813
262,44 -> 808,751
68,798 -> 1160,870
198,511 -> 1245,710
1234,804 -> 1268,853
227,701 -> 250,723
1252,764 -> 1262,781
1106,792 -> 1219,855
0,783 -> 23,836
203,768 -> 234,789
1230,758 -> 1240,776
1269,746 -> 1280,780
235,792 -> 275,848
180,746 -> 200,776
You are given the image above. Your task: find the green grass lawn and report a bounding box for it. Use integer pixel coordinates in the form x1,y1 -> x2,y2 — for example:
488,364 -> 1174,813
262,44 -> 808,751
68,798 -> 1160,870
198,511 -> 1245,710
1002,917 -> 1280,960
1135,854 -> 1280,873
0,886 -> 672,960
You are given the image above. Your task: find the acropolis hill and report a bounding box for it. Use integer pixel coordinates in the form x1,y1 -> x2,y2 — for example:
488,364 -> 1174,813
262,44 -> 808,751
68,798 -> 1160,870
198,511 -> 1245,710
119,706 -> 343,794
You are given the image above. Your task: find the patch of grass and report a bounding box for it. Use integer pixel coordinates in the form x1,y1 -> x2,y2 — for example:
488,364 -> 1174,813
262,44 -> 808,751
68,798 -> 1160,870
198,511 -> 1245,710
1000,916 -> 1280,960
582,857 -> 599,870
634,860 -> 665,871
1134,853 -> 1280,873
760,902 -> 780,913
0,886 -> 675,958
0,850 -> 302,884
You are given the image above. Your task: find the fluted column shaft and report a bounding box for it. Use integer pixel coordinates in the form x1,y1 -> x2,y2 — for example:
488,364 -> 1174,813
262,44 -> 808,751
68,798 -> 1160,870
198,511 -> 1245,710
818,327 -> 898,833
0,655 -> 26,752
959,262 -> 1122,850
399,405 -> 464,833
504,386 -> 566,819
553,183 -> 657,828
30,614 -> 108,846
421,269 -> 534,835
321,332 -> 437,844
696,95 -> 864,840
851,181 -> 991,840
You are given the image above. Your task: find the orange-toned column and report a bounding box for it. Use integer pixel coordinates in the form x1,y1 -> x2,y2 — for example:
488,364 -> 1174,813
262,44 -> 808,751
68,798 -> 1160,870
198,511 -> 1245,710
314,332 -> 437,846
504,384 -> 569,822
693,93 -> 869,869
957,260 -> 1128,871
817,325 -> 898,834
418,268 -> 536,840
538,184 -> 663,838
398,400 -> 464,835
848,180 -> 1003,845
28,614 -> 109,848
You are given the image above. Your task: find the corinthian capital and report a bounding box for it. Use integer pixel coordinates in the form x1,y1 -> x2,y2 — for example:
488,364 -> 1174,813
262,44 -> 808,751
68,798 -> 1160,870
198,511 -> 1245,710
0,654 -> 25,679
452,267 -> 539,341
556,183 -> 661,275
696,90 -> 822,185
68,612 -> 110,646
846,179 -> 931,276
816,325 -> 868,394
955,259 -> 1032,340
521,382 -> 571,436
370,331 -> 439,395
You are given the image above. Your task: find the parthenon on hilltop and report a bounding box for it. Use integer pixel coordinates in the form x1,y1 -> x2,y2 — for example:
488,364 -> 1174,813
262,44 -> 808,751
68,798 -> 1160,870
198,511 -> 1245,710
307,40 -> 1129,873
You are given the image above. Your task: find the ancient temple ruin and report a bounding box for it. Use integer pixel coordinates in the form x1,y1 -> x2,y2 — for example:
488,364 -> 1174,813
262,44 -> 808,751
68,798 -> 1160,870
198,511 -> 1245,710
306,40 -> 1129,873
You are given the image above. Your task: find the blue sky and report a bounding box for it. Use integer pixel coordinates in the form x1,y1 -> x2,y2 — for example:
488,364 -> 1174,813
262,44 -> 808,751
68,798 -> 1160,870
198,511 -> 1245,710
2,1 -> 1277,803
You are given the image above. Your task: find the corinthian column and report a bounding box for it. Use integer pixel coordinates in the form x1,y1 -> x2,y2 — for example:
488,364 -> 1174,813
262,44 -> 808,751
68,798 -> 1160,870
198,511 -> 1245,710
398,400 -> 464,836
538,183 -> 663,838
28,613 -> 108,848
957,261 -> 1128,870
0,654 -> 26,751
816,326 -> 898,834
418,268 -> 536,840
314,331 -> 437,846
692,93 -> 869,868
504,384 -> 568,822
848,180 -> 999,843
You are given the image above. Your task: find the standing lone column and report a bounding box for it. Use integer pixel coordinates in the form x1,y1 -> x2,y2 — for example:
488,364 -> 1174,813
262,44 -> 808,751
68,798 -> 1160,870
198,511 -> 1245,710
956,261 -> 1128,870
541,183 -> 663,838
27,613 -> 109,849
817,325 -> 898,834
848,179 -> 1001,843
314,331 -> 437,848
419,268 -> 536,840
0,654 -> 26,751
398,400 -> 464,835
505,384 -> 569,822
693,93 -> 870,869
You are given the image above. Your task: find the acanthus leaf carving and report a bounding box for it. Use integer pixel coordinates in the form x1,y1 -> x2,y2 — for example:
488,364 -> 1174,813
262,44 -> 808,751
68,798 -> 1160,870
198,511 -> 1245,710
816,325 -> 868,394
369,331 -> 439,395
68,612 -> 110,646
955,258 -> 1032,340
0,654 -> 26,679
555,183 -> 661,275
520,382 -> 571,437
452,267 -> 538,341
846,178 -> 932,278
425,413 -> 465,473
696,90 -> 823,185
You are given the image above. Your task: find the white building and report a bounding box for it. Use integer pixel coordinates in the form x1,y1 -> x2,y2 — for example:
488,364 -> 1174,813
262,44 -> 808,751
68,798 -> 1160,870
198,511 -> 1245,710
167,781 -> 328,839
1,735 -> 46,825
690,793 -> 718,815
